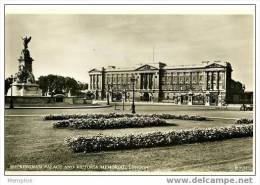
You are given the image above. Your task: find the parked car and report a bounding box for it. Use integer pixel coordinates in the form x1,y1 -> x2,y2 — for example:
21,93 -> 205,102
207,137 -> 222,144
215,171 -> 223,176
240,104 -> 253,111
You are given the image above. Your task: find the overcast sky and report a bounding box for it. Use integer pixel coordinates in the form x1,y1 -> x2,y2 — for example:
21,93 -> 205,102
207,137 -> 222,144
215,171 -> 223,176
5,14 -> 254,90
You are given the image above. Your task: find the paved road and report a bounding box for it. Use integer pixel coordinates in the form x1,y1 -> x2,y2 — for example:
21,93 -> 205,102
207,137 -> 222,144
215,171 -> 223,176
5,104 -> 253,119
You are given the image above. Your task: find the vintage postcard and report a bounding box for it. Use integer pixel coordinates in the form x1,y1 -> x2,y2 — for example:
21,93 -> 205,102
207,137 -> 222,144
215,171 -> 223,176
1,2 -> 258,185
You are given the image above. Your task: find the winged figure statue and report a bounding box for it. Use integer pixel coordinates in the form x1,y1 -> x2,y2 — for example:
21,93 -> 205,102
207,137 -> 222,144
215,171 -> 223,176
22,36 -> 31,49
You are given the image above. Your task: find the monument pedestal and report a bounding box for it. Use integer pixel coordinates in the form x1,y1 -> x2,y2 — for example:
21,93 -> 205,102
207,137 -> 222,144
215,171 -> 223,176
8,82 -> 42,97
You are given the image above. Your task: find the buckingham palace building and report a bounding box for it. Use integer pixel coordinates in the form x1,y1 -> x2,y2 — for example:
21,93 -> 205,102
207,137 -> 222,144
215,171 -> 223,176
89,61 -> 249,106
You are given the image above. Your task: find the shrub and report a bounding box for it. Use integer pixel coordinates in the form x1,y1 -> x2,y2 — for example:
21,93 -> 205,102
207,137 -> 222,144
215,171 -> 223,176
44,113 -> 207,121
235,118 -> 253,124
64,124 -> 253,153
53,117 -> 167,129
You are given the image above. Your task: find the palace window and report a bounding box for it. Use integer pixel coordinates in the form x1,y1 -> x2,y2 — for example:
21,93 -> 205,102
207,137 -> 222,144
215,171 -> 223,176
213,73 -> 217,81
167,76 -> 171,84
185,76 -> 190,84
173,76 -> 178,84
199,75 -> 203,82
113,75 -> 117,83
118,75 -> 121,84
219,73 -> 223,81
179,76 -> 184,84
192,72 -> 197,83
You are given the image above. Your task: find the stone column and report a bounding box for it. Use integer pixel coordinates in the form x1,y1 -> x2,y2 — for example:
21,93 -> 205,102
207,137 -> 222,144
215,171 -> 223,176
205,72 -> 209,90
211,71 -> 214,90
223,71 -> 226,90
145,74 -> 148,89
90,75 -> 92,90
147,74 -> 150,90
136,73 -> 141,90
197,72 -> 199,85
92,75 -> 94,89
150,73 -> 153,89
96,75 -> 99,90
140,74 -> 143,90
92,75 -> 95,90
217,71 -> 220,90
99,74 -> 102,90
190,72 -> 192,85
116,74 -> 119,90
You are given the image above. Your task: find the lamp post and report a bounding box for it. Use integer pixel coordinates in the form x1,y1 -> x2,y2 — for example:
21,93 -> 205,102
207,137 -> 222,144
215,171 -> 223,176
106,85 -> 110,105
107,84 -> 113,105
9,76 -> 14,109
130,75 -> 136,114
122,89 -> 125,111
122,84 -> 127,111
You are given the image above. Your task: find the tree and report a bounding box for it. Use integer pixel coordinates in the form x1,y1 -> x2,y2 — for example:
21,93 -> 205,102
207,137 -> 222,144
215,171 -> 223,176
37,74 -> 87,96
64,77 -> 79,95
38,76 -> 49,95
78,82 -> 88,90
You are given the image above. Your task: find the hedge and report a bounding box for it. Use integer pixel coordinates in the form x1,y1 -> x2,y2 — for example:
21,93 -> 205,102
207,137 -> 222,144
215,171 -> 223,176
45,113 -> 207,121
235,118 -> 253,124
53,117 -> 167,129
64,124 -> 253,153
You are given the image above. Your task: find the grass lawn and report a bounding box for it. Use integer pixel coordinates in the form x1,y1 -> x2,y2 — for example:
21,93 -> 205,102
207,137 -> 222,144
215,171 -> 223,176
4,110 -> 254,172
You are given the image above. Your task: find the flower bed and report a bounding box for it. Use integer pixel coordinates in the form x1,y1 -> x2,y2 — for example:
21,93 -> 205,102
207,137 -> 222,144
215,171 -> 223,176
235,118 -> 253,124
53,117 -> 167,129
64,124 -> 253,153
45,113 -> 207,121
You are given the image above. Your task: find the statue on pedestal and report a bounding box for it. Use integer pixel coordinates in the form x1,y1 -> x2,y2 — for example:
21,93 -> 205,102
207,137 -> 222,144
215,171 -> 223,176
7,35 -> 42,96
15,36 -> 35,83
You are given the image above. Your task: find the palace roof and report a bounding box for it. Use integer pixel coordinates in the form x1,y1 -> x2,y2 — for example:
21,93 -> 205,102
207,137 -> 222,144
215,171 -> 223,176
89,61 -> 231,73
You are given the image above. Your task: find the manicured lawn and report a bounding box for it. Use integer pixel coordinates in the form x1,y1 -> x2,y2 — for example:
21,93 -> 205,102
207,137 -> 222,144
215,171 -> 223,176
4,107 -> 254,172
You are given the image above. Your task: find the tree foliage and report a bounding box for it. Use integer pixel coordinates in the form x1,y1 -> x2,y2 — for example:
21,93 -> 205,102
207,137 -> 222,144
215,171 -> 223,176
38,75 -> 88,96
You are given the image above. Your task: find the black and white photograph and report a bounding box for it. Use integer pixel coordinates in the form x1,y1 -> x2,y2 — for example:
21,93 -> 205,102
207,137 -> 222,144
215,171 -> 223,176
0,2 -> 259,185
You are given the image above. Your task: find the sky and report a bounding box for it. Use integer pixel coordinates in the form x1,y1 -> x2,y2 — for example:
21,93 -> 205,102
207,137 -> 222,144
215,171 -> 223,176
5,14 -> 254,90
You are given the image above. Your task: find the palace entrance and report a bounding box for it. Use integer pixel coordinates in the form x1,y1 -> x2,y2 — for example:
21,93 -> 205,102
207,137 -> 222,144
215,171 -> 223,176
143,92 -> 150,101
210,94 -> 218,106
181,95 -> 188,104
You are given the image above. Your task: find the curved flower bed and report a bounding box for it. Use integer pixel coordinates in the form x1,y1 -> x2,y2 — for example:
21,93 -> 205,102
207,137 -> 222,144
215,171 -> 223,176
235,118 -> 253,124
65,125 -> 253,153
53,117 -> 167,129
45,113 -> 207,121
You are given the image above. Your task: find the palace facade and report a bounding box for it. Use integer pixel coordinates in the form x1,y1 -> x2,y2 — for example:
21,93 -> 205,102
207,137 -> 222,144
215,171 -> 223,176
89,61 -> 245,106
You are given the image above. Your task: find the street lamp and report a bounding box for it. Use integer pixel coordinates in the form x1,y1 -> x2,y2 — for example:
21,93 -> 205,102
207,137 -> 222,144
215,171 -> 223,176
106,85 -> 110,105
122,89 -> 125,111
9,75 -> 14,109
130,75 -> 136,114
107,84 -> 113,105
121,84 -> 127,111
